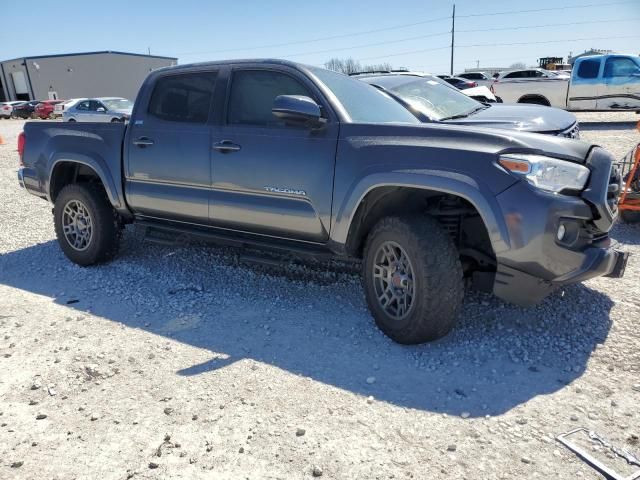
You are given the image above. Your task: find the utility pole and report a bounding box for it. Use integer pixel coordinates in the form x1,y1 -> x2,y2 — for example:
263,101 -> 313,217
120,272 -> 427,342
450,4 -> 455,75
476,60 -> 480,69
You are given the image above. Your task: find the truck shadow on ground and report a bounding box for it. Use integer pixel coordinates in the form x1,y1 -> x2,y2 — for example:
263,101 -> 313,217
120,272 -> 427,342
0,231 -> 615,418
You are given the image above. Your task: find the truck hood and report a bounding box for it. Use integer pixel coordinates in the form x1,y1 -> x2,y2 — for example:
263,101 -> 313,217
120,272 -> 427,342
443,103 -> 577,134
343,121 -> 593,164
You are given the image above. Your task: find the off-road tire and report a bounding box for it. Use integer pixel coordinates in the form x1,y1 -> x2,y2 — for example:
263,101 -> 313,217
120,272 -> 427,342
54,183 -> 120,266
362,215 -> 464,344
620,209 -> 640,224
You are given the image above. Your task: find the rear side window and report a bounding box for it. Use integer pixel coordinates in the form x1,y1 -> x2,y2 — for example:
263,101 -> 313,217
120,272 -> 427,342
148,71 -> 217,123
576,59 -> 601,79
76,100 -> 90,111
227,70 -> 311,126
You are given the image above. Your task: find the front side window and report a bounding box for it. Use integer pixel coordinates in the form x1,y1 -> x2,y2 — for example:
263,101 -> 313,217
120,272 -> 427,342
604,57 -> 640,77
576,59 -> 601,79
227,70 -> 311,126
505,71 -> 523,79
148,71 -> 217,123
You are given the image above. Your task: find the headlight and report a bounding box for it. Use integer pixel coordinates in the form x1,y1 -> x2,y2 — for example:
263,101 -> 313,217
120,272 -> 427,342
499,153 -> 590,193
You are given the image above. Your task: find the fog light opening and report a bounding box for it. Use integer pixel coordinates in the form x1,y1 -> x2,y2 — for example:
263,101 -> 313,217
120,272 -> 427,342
557,224 -> 566,241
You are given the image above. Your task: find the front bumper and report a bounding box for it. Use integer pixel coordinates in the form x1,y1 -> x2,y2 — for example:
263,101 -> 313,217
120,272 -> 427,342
492,146 -> 627,306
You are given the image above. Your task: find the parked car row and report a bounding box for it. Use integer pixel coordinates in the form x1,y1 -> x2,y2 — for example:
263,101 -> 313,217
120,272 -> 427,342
0,96 -> 133,122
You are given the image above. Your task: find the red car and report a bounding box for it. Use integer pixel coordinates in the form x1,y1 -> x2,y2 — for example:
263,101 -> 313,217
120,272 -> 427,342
34,100 -> 64,119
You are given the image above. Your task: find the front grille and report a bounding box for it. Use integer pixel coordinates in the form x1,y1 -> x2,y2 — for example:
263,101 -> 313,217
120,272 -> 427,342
557,123 -> 580,139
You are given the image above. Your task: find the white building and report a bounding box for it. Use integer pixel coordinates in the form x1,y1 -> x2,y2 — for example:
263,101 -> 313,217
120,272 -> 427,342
0,50 -> 177,102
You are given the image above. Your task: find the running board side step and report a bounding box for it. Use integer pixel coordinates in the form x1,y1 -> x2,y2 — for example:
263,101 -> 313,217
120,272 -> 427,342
138,218 -> 337,260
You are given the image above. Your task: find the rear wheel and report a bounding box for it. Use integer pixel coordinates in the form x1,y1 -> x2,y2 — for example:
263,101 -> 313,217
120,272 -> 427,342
54,183 -> 120,266
68,118 -> 76,122
362,215 -> 464,344
518,96 -> 550,106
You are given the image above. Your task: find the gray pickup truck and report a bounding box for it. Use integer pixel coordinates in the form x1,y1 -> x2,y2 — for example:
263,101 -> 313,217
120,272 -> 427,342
17,59 -> 628,344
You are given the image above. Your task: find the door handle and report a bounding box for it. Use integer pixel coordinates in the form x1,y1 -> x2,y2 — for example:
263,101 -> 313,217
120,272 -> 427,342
213,140 -> 241,153
133,137 -> 154,147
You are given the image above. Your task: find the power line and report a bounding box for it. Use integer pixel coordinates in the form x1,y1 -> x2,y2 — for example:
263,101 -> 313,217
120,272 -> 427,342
175,0 -> 637,58
274,18 -> 638,61
359,34 -> 640,61
458,18 -> 640,34
176,15 -> 450,57
456,0 -> 637,18
281,31 -> 450,58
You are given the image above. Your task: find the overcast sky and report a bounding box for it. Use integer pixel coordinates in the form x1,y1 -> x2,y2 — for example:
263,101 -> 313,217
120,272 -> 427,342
2,0 -> 639,74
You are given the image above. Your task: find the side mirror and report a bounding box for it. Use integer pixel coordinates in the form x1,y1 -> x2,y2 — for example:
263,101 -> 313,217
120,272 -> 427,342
272,95 -> 325,128
96,107 -> 106,113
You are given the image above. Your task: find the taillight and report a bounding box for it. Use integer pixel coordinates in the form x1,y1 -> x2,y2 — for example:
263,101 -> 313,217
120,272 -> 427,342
470,82 -> 477,87
17,132 -> 25,165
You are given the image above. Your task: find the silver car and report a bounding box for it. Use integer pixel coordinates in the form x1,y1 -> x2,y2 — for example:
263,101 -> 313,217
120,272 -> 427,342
63,97 -> 133,123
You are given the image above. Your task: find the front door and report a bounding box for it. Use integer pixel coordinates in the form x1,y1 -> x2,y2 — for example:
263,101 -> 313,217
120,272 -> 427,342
209,67 -> 338,242
599,56 -> 640,110
125,70 -> 219,224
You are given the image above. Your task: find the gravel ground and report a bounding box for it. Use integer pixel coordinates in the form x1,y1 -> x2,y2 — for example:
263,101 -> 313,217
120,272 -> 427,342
0,113 -> 639,479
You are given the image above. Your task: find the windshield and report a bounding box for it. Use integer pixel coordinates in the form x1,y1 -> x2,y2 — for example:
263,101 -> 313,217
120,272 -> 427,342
366,76 -> 482,121
102,98 -> 133,111
309,67 -> 420,124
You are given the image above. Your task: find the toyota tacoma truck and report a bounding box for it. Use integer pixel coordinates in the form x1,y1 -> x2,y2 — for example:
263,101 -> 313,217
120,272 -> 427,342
491,54 -> 640,111
17,59 -> 629,344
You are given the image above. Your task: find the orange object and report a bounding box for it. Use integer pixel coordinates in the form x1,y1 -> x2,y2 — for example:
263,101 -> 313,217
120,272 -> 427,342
618,143 -> 640,217
0,135 -> 5,145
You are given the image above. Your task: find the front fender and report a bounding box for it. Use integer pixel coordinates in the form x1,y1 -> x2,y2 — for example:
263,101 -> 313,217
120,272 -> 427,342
331,169 -> 512,255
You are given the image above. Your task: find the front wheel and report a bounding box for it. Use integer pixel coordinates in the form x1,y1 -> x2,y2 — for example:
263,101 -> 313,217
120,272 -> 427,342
362,215 -> 464,344
54,183 -> 120,266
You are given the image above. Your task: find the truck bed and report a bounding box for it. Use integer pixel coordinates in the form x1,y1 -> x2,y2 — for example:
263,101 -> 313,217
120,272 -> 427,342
21,121 -> 127,211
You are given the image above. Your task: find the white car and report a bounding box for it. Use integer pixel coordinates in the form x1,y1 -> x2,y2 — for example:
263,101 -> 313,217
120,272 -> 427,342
53,98 -> 85,118
63,97 -> 133,123
0,101 -> 27,119
494,68 -> 570,82
492,54 -> 640,110
457,71 -> 493,87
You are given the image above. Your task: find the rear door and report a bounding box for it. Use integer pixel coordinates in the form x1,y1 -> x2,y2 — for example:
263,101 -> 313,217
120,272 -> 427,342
125,69 -> 219,223
567,58 -> 602,110
90,100 -> 108,122
73,100 -> 92,121
599,56 -> 640,110
209,66 -> 338,242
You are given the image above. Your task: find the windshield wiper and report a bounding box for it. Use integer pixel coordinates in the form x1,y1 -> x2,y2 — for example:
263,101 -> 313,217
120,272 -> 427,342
440,105 -> 488,121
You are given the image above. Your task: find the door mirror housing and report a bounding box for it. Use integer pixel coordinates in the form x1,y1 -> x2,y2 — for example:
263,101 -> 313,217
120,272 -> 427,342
96,107 -> 106,113
272,95 -> 325,128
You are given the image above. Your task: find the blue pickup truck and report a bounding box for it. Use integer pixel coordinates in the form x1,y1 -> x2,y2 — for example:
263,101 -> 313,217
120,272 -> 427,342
17,59 -> 628,344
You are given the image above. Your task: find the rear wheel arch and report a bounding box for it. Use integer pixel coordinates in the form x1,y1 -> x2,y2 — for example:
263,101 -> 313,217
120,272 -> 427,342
517,94 -> 551,106
49,160 -> 116,207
